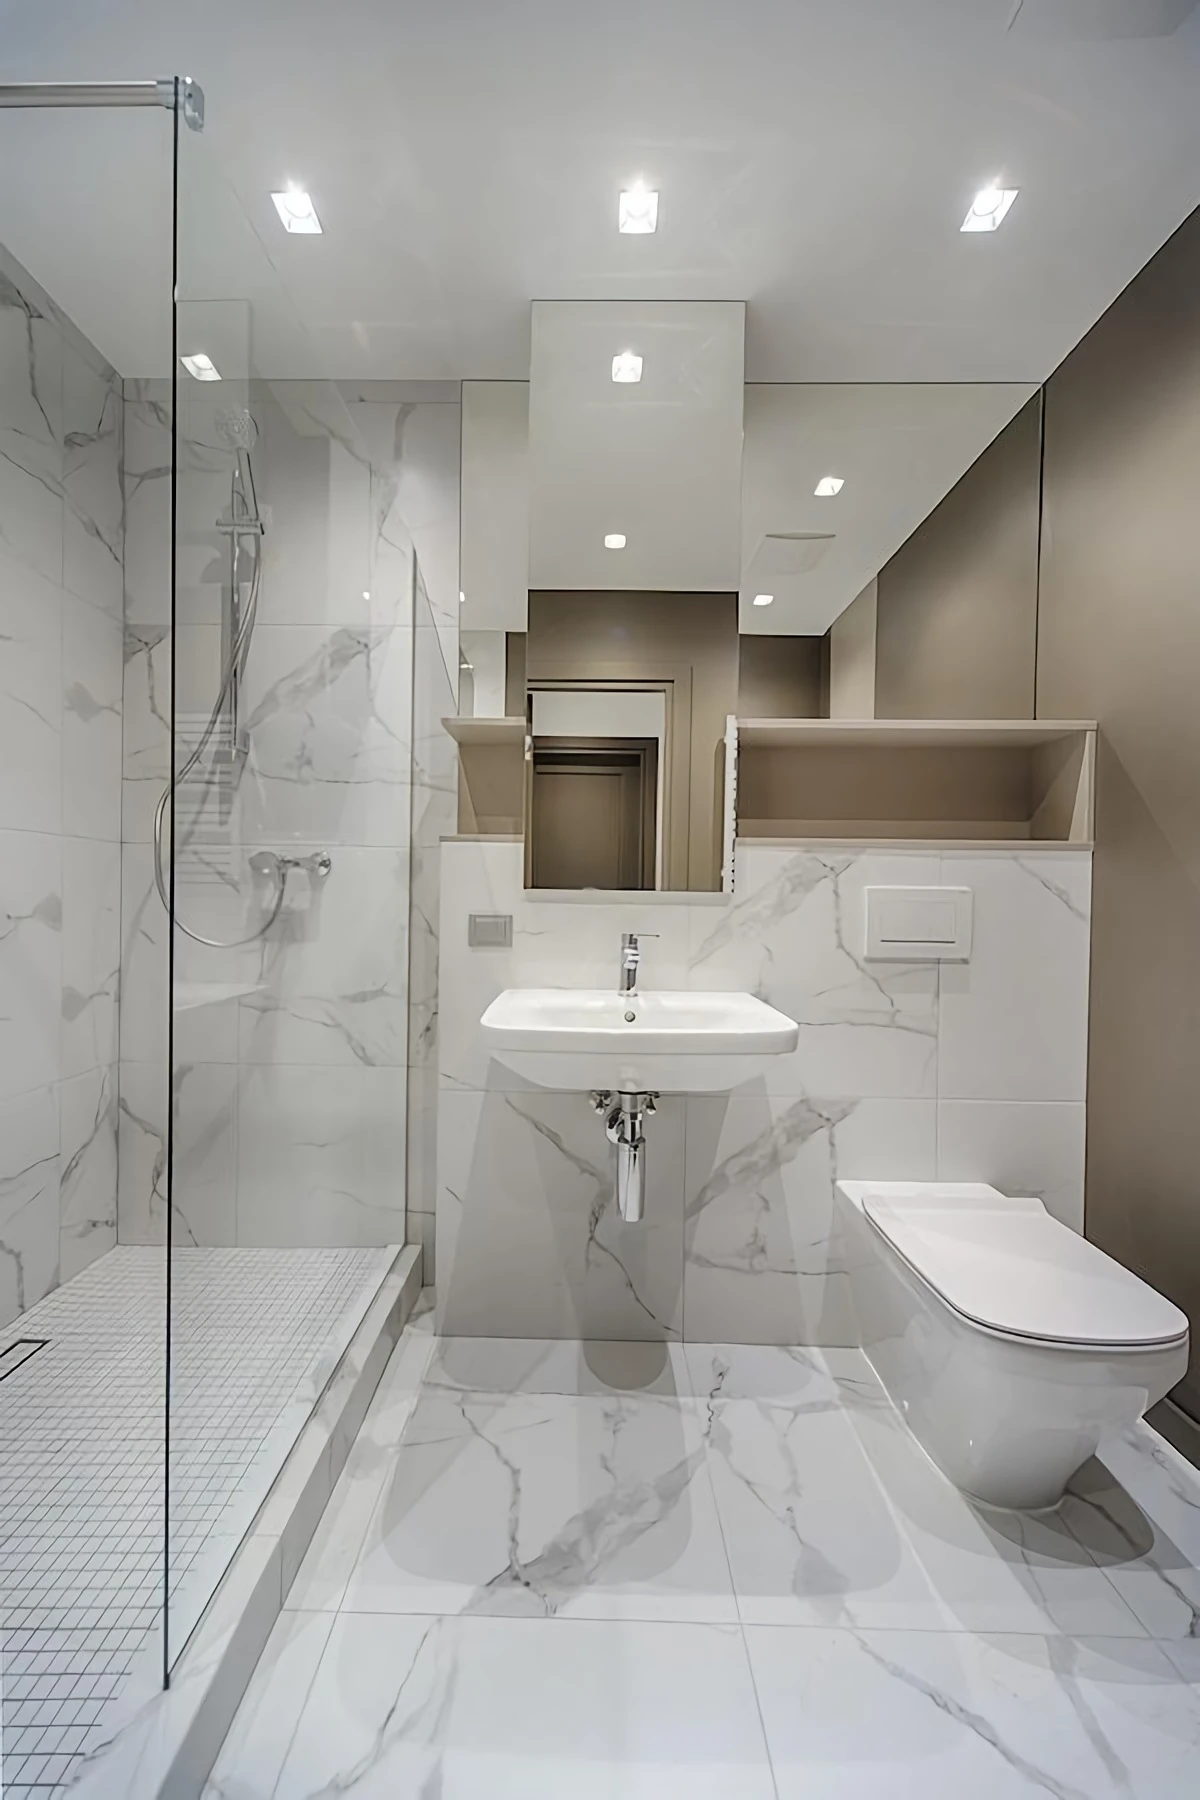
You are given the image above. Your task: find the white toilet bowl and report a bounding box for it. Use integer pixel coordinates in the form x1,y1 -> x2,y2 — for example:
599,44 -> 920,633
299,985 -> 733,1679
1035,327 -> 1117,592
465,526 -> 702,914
836,1181 -> 1189,1511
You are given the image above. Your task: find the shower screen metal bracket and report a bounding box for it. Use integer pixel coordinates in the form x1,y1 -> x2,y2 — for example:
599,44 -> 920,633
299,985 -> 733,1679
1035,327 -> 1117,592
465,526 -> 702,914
0,77 -> 205,130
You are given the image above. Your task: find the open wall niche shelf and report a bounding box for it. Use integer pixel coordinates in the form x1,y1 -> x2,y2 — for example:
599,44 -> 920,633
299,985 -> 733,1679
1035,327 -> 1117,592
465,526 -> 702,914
443,716 -> 527,834
730,718 -> 1097,848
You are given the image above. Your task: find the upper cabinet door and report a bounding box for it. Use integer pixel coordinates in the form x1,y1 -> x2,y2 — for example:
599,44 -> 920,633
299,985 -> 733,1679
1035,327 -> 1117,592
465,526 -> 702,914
528,300 -> 745,592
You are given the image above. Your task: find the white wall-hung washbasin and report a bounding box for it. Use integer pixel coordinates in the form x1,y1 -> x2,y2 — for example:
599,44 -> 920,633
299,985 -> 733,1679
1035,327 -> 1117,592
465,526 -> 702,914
480,988 -> 799,1093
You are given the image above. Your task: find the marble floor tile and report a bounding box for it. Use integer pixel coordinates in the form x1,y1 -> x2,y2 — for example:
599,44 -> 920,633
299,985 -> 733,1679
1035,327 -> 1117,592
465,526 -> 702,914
287,1320 -> 433,1613
272,1614 -> 776,1800
342,1388 -> 737,1623
682,1341 -> 887,1409
845,1399 -> 1148,1637
203,1609 -> 333,1800
745,1627 -> 1200,1799
702,1395 -> 949,1628
1060,1428 -> 1200,1639
425,1335 -> 690,1398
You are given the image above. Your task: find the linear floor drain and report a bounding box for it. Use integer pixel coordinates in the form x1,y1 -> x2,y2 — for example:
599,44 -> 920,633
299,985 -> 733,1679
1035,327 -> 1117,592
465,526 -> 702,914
0,1338 -> 49,1381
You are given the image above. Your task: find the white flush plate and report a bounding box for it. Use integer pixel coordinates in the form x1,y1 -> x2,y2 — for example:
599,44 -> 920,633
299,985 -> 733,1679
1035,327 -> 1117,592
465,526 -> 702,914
864,886 -> 973,961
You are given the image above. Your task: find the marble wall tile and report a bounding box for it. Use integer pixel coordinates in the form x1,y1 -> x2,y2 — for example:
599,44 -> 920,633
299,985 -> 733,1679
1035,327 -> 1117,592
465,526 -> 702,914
0,261 -> 64,585
117,1059 -> 168,1245
938,850 -> 1091,1102
59,1064 -> 118,1281
120,620 -> 170,843
0,1084 -> 60,1328
62,343 -> 123,618
689,848 -> 939,1098
62,593 -> 123,840
937,1098 -> 1087,1231
437,1087 -> 685,1341
235,1064 -> 407,1248
683,1094 -> 937,1346
0,827 -> 62,1104
238,846 -> 410,1068
0,254 -> 122,1321
436,841 -> 1091,1339
172,1062 -> 238,1247
62,836 -> 120,1078
237,621 -> 414,847
0,549 -> 62,834
121,380 -> 172,626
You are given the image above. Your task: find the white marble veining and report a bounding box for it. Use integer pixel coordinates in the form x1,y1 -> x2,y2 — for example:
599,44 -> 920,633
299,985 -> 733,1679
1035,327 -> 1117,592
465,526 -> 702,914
0,249 -> 123,1330
683,1093 -> 936,1345
437,1087 -> 684,1340
437,840 -> 1091,1343
207,1332 -> 1200,1800
938,850 -> 1092,1103
115,378 -> 458,1265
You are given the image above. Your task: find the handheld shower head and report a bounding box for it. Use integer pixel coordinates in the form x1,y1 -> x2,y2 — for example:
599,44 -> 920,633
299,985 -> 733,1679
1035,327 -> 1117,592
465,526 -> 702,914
215,406 -> 259,451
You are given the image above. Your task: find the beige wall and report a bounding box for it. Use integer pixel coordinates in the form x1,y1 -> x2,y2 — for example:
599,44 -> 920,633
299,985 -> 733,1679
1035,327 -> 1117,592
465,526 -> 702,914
526,592 -> 738,889
737,634 -> 824,718
827,579 -> 877,719
874,396 -> 1042,720
1037,206 -> 1200,1418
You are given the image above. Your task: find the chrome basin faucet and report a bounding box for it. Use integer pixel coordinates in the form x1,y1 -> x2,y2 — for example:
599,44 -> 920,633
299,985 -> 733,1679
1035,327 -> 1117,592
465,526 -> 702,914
619,931 -> 657,994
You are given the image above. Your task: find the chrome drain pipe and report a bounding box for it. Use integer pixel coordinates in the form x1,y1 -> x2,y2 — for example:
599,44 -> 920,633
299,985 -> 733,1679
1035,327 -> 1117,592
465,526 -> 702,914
591,1091 -> 657,1223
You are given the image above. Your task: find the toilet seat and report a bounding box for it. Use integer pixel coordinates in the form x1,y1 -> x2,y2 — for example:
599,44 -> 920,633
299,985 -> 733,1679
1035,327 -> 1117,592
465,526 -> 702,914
862,1194 -> 1189,1351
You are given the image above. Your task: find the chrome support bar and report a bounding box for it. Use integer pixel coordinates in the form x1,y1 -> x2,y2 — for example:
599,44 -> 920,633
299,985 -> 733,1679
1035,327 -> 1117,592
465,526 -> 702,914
0,77 -> 204,129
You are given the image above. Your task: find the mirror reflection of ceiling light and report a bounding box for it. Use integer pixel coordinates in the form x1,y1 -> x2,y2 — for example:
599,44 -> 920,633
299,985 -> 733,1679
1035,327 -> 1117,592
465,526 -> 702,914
753,593 -> 775,607
961,185 -> 1018,233
271,186 -> 323,234
604,533 -> 627,549
180,351 -> 221,382
814,475 -> 845,497
618,184 -> 659,234
611,351 -> 643,383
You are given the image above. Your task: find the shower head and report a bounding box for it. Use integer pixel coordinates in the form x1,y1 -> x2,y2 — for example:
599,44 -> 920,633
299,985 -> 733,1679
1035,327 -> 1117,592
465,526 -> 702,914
215,406 -> 259,451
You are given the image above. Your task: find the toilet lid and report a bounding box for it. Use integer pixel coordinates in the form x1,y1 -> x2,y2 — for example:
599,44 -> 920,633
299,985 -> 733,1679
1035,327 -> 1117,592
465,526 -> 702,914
862,1198 -> 1189,1348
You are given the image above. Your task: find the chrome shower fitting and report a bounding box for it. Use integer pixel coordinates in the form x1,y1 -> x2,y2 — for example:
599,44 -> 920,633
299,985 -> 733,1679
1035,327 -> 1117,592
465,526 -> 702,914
590,1089 -> 658,1223
248,849 -> 333,884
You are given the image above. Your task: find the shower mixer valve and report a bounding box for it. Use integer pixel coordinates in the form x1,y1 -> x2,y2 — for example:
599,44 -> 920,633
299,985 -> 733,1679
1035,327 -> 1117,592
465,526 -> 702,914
249,849 -> 332,879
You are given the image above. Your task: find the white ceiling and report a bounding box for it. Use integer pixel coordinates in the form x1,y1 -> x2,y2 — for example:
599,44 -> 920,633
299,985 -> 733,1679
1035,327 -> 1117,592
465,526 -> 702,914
1,0 -> 1199,381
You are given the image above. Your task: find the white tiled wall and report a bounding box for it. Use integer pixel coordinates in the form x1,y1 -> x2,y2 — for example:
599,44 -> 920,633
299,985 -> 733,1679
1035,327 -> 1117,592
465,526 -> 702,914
0,247 -> 123,1329
117,379 -> 459,1253
436,840 -> 1091,1343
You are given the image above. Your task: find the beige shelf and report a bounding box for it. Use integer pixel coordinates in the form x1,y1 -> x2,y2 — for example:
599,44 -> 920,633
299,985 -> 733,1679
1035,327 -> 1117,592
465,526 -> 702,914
737,718 -> 1096,749
734,717 -> 1096,847
441,715 -> 526,746
443,716 -> 528,834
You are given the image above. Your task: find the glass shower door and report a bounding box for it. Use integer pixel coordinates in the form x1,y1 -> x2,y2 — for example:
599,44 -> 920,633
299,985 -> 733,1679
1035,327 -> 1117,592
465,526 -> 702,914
165,121 -> 416,1668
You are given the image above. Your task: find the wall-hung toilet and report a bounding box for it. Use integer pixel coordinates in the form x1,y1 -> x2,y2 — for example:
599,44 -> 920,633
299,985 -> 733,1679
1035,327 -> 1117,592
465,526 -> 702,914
836,1181 -> 1189,1511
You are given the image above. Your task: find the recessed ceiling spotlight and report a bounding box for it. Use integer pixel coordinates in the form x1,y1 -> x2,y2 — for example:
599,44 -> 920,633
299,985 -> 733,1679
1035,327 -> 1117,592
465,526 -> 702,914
814,475 -> 845,497
180,351 -> 221,382
604,533 -> 627,550
961,184 -> 1018,233
361,590 -> 371,601
271,186 -> 322,234
459,590 -> 466,605
753,593 -> 775,607
618,183 -> 659,234
612,351 -> 643,384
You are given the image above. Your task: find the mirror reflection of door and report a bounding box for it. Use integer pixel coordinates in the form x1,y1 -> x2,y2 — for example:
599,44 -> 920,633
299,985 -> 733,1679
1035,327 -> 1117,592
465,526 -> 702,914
529,740 -> 657,890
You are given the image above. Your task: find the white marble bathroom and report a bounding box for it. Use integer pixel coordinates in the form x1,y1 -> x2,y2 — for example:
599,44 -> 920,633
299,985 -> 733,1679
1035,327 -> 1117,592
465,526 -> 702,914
4,11 -> 1200,1799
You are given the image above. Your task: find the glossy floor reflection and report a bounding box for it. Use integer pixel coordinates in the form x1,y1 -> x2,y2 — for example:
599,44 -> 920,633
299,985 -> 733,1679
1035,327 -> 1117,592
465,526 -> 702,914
206,1307 -> 1200,1798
